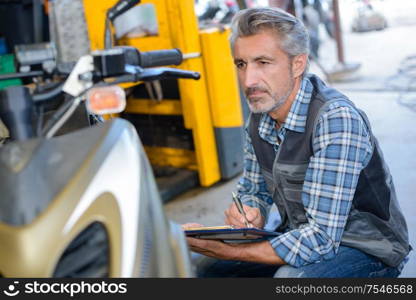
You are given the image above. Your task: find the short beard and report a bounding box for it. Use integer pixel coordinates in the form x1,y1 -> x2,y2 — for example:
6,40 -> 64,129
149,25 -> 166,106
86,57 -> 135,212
247,79 -> 294,114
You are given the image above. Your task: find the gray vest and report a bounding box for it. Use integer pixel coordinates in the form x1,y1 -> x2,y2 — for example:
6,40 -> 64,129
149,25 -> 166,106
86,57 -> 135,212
248,75 -> 410,267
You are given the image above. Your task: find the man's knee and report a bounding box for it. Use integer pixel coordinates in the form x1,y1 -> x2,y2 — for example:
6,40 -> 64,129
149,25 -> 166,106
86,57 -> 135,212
190,253 -> 218,276
274,265 -> 306,278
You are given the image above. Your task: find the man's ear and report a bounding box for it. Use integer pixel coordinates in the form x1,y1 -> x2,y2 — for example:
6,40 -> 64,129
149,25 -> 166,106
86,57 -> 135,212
291,53 -> 308,78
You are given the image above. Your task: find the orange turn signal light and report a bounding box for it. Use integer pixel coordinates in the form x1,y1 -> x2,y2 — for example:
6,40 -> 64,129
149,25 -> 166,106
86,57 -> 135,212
86,85 -> 126,115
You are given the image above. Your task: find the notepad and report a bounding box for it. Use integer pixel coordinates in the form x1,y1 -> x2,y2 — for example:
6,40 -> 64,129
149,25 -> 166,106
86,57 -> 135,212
185,226 -> 279,241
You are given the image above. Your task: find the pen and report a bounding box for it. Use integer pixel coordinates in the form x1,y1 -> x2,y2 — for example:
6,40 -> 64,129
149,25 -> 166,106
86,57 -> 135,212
231,192 -> 252,228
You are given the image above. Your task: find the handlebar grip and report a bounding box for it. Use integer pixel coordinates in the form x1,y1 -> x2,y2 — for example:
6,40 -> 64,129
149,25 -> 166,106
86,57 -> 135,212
138,49 -> 183,68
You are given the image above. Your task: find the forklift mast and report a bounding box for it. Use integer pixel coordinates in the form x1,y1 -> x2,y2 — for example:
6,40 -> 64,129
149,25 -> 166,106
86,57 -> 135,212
83,0 -> 245,201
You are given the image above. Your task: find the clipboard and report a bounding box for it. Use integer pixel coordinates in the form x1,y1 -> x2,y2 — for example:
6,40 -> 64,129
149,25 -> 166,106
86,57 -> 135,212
184,225 -> 279,241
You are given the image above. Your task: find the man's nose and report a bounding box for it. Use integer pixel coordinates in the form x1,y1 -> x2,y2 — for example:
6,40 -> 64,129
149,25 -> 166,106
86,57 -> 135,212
242,65 -> 260,88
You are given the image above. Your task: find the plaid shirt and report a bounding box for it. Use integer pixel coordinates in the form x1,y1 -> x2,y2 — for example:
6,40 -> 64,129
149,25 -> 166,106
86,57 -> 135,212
237,76 -> 373,267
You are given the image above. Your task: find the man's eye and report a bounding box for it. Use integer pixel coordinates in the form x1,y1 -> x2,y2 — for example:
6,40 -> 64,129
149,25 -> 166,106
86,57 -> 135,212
259,61 -> 269,65
236,62 -> 245,69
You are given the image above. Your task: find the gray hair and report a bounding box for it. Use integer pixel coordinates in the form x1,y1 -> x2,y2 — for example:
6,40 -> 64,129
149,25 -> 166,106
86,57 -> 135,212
230,7 -> 310,61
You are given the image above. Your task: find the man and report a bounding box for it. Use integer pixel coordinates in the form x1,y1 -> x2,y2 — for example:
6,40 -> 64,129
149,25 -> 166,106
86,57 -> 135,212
184,7 -> 410,277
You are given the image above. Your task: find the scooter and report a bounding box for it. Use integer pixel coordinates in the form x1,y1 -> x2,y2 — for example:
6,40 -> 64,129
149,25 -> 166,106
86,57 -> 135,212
0,0 -> 199,278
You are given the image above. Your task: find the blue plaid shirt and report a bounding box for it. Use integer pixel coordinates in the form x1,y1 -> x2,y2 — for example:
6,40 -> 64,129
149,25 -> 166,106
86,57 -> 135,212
237,76 -> 373,267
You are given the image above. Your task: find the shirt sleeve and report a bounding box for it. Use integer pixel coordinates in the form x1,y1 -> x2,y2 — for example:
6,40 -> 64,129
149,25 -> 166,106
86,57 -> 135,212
269,103 -> 373,267
236,128 -> 274,220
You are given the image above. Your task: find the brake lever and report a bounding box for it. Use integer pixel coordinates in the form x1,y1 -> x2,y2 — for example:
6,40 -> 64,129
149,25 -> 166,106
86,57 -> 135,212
125,65 -> 200,82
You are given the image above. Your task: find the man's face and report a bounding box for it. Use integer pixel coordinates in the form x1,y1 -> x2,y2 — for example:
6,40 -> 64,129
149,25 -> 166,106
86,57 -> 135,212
233,30 -> 295,114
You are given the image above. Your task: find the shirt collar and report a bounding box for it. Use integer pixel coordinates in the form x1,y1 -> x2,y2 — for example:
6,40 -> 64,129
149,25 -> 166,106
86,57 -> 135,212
256,76 -> 313,146
282,76 -> 313,133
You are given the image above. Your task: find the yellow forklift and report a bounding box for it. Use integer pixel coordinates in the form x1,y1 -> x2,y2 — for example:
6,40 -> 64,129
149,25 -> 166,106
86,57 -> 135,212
83,0 -> 245,201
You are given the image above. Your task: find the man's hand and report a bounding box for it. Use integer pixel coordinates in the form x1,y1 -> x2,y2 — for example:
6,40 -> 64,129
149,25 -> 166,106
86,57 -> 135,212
186,237 -> 243,260
224,203 -> 264,228
181,223 -> 241,260
181,222 -> 285,265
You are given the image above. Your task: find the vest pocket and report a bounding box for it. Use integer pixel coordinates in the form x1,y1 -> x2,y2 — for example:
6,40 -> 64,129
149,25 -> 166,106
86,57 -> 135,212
282,187 -> 308,225
274,167 -> 309,227
283,187 -> 302,201
286,178 -> 304,185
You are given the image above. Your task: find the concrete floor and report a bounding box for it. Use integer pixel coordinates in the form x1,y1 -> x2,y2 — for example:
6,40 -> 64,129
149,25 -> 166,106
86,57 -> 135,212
164,3 -> 416,277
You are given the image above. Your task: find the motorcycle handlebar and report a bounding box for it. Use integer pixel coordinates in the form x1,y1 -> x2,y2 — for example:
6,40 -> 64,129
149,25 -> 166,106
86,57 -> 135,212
1,47 -> 195,104
0,70 -> 44,81
120,47 -> 183,68
137,49 -> 183,68
93,47 -> 184,77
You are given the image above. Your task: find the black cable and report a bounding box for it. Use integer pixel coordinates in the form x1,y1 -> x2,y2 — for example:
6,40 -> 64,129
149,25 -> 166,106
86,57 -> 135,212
36,105 -> 44,136
32,82 -> 65,103
41,96 -> 75,135
104,18 -> 114,50
0,71 -> 43,81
